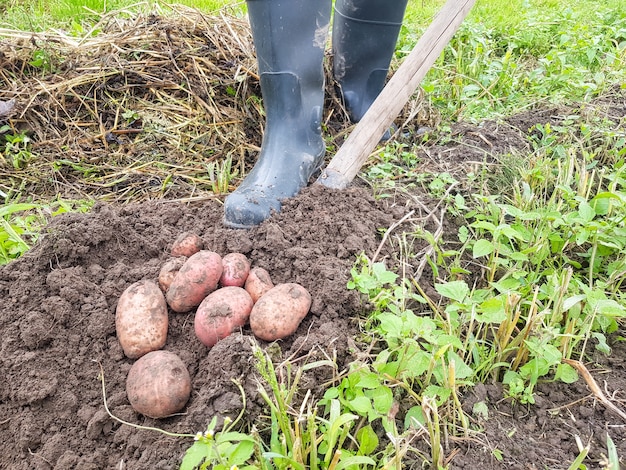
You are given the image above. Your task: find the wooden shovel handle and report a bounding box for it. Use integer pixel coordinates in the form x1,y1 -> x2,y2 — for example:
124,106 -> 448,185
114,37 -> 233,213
317,0 -> 476,189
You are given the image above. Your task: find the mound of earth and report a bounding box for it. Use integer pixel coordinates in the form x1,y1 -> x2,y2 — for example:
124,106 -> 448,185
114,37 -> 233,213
2,186 -> 626,470
0,184 -> 421,469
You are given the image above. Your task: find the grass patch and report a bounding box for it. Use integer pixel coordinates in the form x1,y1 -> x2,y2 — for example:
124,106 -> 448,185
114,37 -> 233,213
414,1 -> 626,121
0,0 -> 242,30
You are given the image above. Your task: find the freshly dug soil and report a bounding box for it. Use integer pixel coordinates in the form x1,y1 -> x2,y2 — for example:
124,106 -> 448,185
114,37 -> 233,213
2,184 -> 626,470
0,185 -> 412,469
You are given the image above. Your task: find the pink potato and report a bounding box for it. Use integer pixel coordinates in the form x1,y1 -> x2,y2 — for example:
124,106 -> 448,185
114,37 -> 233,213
249,283 -> 311,341
126,350 -> 191,419
171,232 -> 204,258
158,257 -> 187,292
166,250 -> 223,313
194,286 -> 254,347
219,253 -> 251,287
116,280 -> 168,359
244,267 -> 274,303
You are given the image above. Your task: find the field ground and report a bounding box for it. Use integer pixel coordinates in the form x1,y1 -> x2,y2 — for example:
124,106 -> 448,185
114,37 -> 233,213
1,2 -> 626,470
1,87 -> 625,469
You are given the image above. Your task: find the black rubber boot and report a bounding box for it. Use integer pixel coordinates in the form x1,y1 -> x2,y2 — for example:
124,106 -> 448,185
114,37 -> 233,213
223,0 -> 332,229
332,0 -> 409,123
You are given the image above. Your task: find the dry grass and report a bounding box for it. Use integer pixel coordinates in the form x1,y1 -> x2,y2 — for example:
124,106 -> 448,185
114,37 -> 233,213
0,3 -> 434,204
0,4 -> 262,202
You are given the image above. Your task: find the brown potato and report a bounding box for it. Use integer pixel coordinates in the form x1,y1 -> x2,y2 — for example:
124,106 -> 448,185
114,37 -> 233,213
116,280 -> 168,359
219,253 -> 251,288
244,267 -> 274,303
249,283 -> 311,341
171,232 -> 204,258
194,286 -> 253,347
126,350 -> 191,419
166,250 -> 223,313
158,257 -> 186,292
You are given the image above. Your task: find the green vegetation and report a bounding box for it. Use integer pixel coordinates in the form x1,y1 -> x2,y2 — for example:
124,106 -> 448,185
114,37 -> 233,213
415,1 -> 626,121
2,0 -> 626,468
0,0 -> 240,30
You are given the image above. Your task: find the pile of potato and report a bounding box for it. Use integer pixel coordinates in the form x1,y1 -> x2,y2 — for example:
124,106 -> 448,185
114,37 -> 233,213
115,232 -> 312,418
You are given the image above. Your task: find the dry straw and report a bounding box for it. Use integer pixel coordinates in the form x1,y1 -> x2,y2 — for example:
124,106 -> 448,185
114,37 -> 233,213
0,3 -> 264,202
0,3 -> 430,204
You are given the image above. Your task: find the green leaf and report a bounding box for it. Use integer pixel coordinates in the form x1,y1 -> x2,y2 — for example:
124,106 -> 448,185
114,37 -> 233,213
262,452 -> 305,470
606,433 -> 619,470
508,251 -> 529,261
471,220 -> 497,231
180,441 -> 209,470
555,363 -> 579,384
472,401 -> 489,420
372,262 -> 398,284
404,405 -> 425,430
218,432 -> 256,442
0,202 -> 39,218
334,456 -> 376,470
365,385 -> 393,414
478,296 -> 507,323
595,299 -> 626,317
562,294 -> 586,312
473,239 -> 494,258
575,228 -> 590,245
500,224 -> 527,241
356,424 -> 379,456
578,201 -> 596,222
592,332 -> 611,354
448,350 -> 474,380
423,384 -> 451,403
490,278 -> 522,292
399,348 -> 430,378
435,280 -> 469,303
435,334 -> 464,350
348,396 -> 372,415
378,313 -> 403,337
458,225 -> 469,243
228,440 -> 255,466
355,371 -> 381,389
590,192 -> 620,216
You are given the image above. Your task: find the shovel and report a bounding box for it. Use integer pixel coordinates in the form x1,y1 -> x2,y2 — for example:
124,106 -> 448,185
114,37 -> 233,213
317,0 -> 477,190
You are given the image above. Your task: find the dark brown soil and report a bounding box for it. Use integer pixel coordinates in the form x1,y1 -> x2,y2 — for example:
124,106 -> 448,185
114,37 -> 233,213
3,168 -> 626,470
0,185 -> 422,470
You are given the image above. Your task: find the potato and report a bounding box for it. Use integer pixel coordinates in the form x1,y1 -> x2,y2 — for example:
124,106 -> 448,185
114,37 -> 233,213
166,250 -> 223,313
249,283 -> 311,341
126,350 -> 191,419
219,253 -> 251,288
116,280 -> 168,359
194,286 -> 253,347
158,257 -> 186,292
244,267 -> 274,303
171,232 -> 204,258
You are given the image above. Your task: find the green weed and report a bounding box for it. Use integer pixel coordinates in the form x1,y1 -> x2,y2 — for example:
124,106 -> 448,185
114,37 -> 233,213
1,127 -> 34,170
207,155 -> 238,195
0,0 -> 240,31
181,415 -> 257,470
420,4 -> 626,121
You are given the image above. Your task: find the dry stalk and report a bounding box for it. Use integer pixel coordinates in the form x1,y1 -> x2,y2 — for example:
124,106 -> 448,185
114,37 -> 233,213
563,358 -> 626,423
